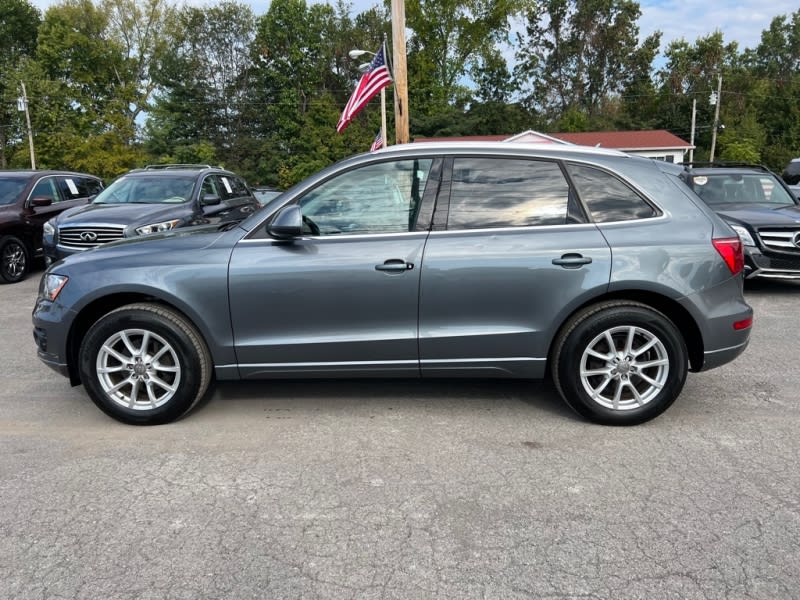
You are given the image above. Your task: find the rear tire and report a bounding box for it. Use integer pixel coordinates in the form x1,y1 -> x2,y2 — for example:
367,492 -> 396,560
0,236 -> 30,283
551,301 -> 688,425
79,303 -> 212,425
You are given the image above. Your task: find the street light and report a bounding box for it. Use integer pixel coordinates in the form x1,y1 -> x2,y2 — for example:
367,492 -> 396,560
348,47 -> 388,148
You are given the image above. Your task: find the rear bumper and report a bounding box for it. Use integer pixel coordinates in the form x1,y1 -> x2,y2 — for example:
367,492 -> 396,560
699,339 -> 750,372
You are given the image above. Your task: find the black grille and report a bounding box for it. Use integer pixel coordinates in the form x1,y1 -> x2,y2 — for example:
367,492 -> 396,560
58,226 -> 125,249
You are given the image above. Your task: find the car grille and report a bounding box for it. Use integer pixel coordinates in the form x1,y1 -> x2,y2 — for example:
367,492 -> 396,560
757,228 -> 800,254
58,226 -> 125,249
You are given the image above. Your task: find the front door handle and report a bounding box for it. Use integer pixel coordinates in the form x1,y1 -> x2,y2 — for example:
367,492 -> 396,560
375,259 -> 414,273
552,253 -> 592,268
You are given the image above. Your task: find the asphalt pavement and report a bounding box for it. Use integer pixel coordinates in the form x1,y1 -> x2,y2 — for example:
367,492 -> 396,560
1,268 -> 799,599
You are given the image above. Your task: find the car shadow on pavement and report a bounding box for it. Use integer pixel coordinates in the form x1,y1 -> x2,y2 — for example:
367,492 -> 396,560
202,377 -> 576,421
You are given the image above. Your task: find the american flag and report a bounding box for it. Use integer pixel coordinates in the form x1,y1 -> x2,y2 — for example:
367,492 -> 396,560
370,130 -> 383,152
336,43 -> 393,134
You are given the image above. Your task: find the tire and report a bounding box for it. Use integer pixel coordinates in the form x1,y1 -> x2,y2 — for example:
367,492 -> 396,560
551,301 -> 688,425
0,236 -> 30,283
79,303 -> 212,425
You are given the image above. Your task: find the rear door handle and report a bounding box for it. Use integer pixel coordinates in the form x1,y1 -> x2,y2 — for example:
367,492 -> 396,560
552,253 -> 592,268
375,259 -> 414,273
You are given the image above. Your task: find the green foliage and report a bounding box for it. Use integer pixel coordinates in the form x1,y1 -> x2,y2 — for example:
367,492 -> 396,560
515,0 -> 661,126
2,0 -> 799,182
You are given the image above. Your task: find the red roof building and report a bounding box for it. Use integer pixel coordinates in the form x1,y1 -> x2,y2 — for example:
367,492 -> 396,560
414,129 -> 693,163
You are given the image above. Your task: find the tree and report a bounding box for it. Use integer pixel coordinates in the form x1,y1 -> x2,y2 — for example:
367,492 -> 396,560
145,1 -> 256,168
745,10 -> 800,168
406,0 -> 522,122
514,0 -> 660,128
0,0 -> 40,167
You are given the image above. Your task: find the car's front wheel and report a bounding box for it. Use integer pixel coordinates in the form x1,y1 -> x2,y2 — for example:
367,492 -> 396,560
0,235 -> 30,283
552,301 -> 688,425
79,303 -> 212,425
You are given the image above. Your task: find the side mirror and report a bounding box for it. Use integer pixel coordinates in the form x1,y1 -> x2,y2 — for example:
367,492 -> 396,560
31,196 -> 53,207
201,193 -> 221,206
268,205 -> 303,240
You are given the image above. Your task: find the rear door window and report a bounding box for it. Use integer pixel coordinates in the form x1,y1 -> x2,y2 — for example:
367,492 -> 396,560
446,158 -> 571,229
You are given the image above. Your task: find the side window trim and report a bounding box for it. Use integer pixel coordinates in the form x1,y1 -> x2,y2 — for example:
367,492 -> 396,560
431,156 -> 454,231
414,157 -> 443,232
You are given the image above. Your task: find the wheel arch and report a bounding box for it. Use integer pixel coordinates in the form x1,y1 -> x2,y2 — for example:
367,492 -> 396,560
547,289 -> 704,373
65,292 -> 212,385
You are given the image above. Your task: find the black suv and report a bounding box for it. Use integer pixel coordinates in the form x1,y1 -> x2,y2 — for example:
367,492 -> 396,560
44,165 -> 260,263
782,158 -> 800,185
681,164 -> 800,280
0,170 -> 103,283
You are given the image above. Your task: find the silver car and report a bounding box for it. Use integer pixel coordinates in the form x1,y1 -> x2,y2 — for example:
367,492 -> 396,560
33,143 -> 752,425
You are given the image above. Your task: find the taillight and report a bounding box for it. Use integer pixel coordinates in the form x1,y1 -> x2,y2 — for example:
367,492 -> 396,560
712,237 -> 744,275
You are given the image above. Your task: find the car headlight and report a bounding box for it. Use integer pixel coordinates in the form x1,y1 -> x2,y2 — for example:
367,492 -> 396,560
728,224 -> 755,247
43,220 -> 55,236
135,219 -> 181,236
41,273 -> 69,301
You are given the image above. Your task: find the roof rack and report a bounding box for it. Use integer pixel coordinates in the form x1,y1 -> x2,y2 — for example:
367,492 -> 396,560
143,164 -> 220,170
682,161 -> 772,172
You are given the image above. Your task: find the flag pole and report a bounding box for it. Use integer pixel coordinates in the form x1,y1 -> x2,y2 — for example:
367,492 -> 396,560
380,34 -> 388,147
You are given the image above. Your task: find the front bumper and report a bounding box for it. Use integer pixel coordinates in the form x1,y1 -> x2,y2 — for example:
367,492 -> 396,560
32,296 -> 76,382
743,247 -> 800,280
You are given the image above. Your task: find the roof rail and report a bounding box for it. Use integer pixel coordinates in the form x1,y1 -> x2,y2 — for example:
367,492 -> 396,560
682,161 -> 771,172
143,164 -> 220,170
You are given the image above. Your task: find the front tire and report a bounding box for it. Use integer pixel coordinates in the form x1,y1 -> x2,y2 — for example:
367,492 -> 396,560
552,301 -> 688,425
79,303 -> 212,425
0,236 -> 30,283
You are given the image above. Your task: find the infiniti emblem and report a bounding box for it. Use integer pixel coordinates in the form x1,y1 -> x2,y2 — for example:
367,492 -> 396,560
794,232 -> 800,249
80,231 -> 98,242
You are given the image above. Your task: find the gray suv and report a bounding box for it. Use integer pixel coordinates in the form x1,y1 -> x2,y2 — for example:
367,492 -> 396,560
32,143 -> 752,426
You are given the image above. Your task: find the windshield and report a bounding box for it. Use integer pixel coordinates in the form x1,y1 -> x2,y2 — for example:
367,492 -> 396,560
690,173 -> 797,207
0,177 -> 29,206
93,175 -> 195,205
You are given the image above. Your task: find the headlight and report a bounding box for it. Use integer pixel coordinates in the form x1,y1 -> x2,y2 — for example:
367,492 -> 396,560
135,219 -> 181,236
728,224 -> 755,247
43,221 -> 55,236
41,273 -> 69,301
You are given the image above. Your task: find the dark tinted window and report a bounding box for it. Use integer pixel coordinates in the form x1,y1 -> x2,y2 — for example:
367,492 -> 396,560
0,177 -> 29,205
567,164 -> 657,222
218,174 -> 251,200
447,158 -> 570,229
31,178 -> 60,203
57,176 -> 102,200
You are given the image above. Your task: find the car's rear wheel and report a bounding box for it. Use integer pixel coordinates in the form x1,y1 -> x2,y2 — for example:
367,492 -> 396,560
552,301 -> 688,425
0,236 -> 30,283
79,303 -> 212,425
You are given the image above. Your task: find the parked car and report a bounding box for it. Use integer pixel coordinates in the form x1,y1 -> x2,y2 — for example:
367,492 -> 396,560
0,170 -> 103,283
33,143 -> 752,426
43,164 -> 260,264
680,164 -> 800,280
252,186 -> 282,206
782,157 -> 800,185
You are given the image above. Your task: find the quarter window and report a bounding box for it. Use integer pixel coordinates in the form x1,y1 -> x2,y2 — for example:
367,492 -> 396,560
447,158 -> 570,229
298,159 -> 433,235
567,164 -> 657,222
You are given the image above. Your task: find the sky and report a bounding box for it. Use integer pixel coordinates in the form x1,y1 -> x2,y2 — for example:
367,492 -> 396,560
30,0 -> 799,53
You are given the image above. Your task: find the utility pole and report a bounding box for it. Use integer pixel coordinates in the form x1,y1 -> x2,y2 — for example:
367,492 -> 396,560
689,98 -> 696,164
19,82 -> 36,169
390,0 -> 409,144
381,33 -> 388,147
709,74 -> 722,163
